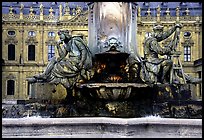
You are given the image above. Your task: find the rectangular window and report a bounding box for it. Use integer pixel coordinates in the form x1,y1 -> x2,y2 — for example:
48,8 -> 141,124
184,46 -> 191,62
8,44 -> 15,60
48,45 -> 55,61
28,45 -> 35,61
7,80 -> 15,95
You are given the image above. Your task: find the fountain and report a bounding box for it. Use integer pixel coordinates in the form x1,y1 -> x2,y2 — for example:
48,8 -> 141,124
2,2 -> 202,138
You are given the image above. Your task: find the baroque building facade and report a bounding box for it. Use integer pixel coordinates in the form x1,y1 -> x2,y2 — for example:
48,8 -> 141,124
2,2 -> 202,102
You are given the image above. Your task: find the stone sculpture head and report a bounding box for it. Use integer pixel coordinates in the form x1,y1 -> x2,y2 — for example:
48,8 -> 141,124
152,24 -> 164,42
58,30 -> 72,43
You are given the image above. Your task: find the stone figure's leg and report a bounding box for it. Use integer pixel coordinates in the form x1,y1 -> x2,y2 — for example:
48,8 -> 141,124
148,72 -> 157,84
161,59 -> 173,83
34,57 -> 57,79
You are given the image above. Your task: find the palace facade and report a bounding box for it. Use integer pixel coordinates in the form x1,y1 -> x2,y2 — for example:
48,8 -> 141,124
2,2 -> 202,102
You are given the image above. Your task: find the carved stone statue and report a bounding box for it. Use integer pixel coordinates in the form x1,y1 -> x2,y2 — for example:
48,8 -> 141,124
140,23 -> 202,84
39,3 -> 43,14
27,30 -> 93,89
141,24 -> 182,84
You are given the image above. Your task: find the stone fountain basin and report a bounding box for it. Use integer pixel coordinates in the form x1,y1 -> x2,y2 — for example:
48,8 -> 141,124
2,117 -> 202,138
78,83 -> 148,100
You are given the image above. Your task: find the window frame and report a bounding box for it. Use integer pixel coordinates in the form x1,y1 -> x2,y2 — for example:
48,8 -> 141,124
184,31 -> 191,38
145,32 -> 152,38
28,45 -> 35,61
48,45 -> 55,61
48,31 -> 56,37
7,30 -> 16,36
7,80 -> 15,95
28,31 -> 36,37
8,44 -> 15,60
184,45 -> 191,62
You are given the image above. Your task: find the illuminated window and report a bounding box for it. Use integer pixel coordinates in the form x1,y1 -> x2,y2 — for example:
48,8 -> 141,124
48,45 -> 55,61
145,32 -> 151,38
48,32 -> 55,37
184,46 -> 191,62
8,44 -> 15,60
28,31 -> 36,37
7,80 -> 15,95
28,45 -> 35,61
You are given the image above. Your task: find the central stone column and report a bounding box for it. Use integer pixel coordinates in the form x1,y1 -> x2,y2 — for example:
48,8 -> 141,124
88,2 -> 138,57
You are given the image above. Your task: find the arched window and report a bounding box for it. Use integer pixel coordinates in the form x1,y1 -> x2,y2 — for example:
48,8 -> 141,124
145,32 -> 151,38
28,45 -> 35,61
8,44 -> 15,60
28,31 -> 36,37
184,46 -> 191,62
48,45 -> 55,61
48,32 -> 55,37
7,80 -> 15,95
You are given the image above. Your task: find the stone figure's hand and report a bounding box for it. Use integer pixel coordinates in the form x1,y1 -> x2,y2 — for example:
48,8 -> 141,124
57,40 -> 63,46
175,23 -> 183,29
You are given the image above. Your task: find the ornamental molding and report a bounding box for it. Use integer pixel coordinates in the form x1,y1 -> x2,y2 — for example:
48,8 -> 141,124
45,38 -> 57,46
6,74 -> 16,80
25,36 -> 38,45
4,36 -> 18,45
181,37 -> 194,47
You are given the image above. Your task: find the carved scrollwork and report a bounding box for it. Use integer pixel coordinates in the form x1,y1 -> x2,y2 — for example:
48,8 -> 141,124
6,74 -> 16,80
4,36 -> 18,45
25,36 -> 38,45
181,37 -> 194,47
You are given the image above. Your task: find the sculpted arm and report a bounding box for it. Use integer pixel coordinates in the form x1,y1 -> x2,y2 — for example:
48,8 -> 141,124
56,41 -> 68,61
160,26 -> 176,40
161,24 -> 182,40
150,40 -> 171,55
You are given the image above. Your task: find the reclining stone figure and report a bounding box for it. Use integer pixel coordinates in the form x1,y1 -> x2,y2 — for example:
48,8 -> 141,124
27,30 -> 93,88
